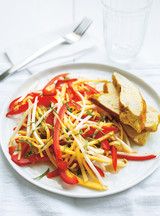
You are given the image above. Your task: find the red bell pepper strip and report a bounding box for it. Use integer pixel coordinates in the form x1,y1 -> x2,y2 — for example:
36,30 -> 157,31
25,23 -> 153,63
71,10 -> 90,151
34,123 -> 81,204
28,154 -> 50,164
69,101 -> 81,110
91,116 -> 101,122
84,83 -> 100,95
111,146 -> 117,171
6,92 -> 40,117
53,102 -> 80,170
11,153 -> 50,166
9,146 -> 16,155
47,169 -> 60,178
60,170 -> 78,185
95,126 -> 118,139
38,95 -> 57,107
8,97 -> 21,110
42,73 -> 68,95
47,168 -> 78,185
46,112 -> 54,125
56,160 -> 68,171
6,103 -> 29,117
11,154 -> 31,166
117,153 -> 156,161
101,140 -> 110,151
21,142 -> 31,157
82,126 -> 117,139
95,165 -> 105,177
68,83 -> 81,102
82,127 -> 96,138
103,126 -> 118,133
8,92 -> 39,111
79,89 -> 85,96
55,78 -> 77,89
53,103 -> 68,170
26,92 -> 40,102
66,87 -> 74,100
53,104 -> 67,160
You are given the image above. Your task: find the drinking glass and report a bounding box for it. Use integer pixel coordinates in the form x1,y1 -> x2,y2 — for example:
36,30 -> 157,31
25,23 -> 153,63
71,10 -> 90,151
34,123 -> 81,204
101,0 -> 153,64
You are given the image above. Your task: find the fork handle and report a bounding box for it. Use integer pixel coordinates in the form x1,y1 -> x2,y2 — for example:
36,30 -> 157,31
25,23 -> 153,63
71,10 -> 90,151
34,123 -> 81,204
0,37 -> 65,81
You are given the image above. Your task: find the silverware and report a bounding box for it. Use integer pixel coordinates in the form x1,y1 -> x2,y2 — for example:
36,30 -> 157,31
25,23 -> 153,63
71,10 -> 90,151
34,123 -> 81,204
0,17 -> 92,81
4,46 -> 95,74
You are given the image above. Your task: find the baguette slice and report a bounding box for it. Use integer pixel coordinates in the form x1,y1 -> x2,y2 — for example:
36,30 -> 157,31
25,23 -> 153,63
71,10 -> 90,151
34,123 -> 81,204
112,72 -> 146,133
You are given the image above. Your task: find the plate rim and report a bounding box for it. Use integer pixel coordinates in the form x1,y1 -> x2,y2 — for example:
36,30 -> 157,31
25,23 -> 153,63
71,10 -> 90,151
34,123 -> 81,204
1,62 -> 160,198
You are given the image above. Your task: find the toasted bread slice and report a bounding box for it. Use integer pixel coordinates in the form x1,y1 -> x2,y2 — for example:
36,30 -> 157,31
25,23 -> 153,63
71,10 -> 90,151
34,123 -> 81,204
112,72 -> 146,133
122,124 -> 149,145
91,82 -> 119,117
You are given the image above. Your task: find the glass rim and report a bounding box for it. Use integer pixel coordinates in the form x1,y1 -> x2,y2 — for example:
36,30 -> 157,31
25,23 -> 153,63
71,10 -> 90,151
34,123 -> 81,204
101,0 -> 153,14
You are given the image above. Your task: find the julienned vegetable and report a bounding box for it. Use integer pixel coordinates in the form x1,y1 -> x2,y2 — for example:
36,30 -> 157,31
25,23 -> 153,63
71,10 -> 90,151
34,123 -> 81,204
53,102 -> 80,172
6,73 -> 157,191
111,145 -> 117,171
117,153 -> 156,161
6,92 -> 40,116
42,73 -> 68,95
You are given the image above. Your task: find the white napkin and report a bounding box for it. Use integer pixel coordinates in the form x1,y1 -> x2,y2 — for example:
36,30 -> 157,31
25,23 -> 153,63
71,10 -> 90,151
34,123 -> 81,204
5,27 -> 96,74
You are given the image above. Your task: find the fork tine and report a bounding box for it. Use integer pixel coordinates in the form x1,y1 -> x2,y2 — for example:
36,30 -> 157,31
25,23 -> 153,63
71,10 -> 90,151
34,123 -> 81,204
73,17 -> 88,33
73,17 -> 92,36
75,18 -> 91,34
75,18 -> 89,34
76,19 -> 92,36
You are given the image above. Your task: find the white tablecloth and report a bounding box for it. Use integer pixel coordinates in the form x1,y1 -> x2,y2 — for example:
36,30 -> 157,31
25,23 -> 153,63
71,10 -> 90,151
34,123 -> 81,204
0,0 -> 160,216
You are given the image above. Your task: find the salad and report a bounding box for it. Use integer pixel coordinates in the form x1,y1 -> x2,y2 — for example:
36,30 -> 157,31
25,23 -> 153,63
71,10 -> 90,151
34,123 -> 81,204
6,73 -> 157,191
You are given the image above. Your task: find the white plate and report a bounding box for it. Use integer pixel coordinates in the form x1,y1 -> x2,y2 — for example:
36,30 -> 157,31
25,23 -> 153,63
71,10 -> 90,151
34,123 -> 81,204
1,63 -> 160,198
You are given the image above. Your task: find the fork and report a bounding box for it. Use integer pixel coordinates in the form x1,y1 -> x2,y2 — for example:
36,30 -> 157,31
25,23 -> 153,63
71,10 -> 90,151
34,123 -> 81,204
0,17 -> 92,81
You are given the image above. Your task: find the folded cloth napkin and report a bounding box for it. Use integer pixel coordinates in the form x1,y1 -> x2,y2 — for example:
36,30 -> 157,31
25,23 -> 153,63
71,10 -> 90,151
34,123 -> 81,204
5,27 -> 96,74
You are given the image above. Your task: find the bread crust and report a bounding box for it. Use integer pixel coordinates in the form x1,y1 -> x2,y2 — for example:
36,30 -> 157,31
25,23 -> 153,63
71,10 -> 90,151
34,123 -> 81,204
112,72 -> 146,133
